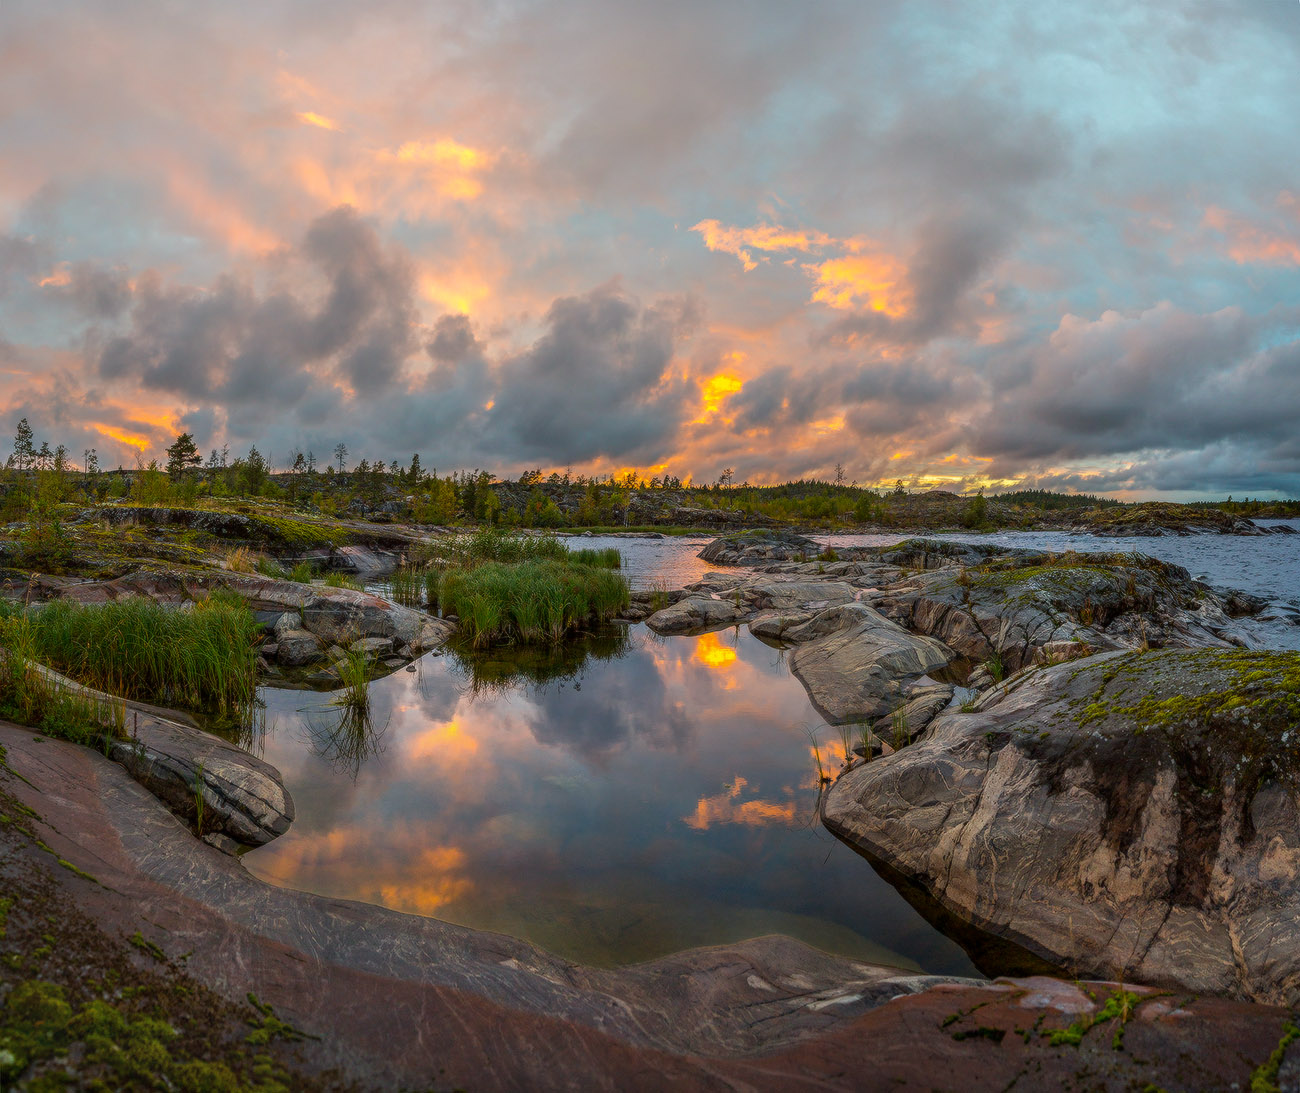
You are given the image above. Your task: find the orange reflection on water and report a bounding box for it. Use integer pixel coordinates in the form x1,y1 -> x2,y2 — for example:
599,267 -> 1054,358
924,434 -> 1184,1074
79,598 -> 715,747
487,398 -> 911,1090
378,844 -> 473,915
693,631 -> 738,671
406,718 -> 481,768
685,775 -> 797,830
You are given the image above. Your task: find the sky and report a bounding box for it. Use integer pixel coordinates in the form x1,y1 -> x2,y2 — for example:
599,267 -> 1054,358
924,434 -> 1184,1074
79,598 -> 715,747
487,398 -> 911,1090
1,0 -> 1298,497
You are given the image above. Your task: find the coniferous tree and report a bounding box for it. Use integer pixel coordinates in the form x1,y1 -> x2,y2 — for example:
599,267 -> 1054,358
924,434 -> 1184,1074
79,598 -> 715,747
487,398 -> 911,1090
12,418 -> 35,471
165,432 -> 202,480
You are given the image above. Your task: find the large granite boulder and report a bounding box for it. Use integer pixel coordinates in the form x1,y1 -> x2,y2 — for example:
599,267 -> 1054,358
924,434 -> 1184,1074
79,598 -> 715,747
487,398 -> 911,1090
697,531 -> 821,566
645,596 -> 746,635
823,648 -> 1300,1005
784,603 -> 954,723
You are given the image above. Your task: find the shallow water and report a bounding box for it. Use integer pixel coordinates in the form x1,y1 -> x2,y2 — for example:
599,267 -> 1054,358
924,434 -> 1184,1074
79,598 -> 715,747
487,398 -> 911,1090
246,626 -> 977,974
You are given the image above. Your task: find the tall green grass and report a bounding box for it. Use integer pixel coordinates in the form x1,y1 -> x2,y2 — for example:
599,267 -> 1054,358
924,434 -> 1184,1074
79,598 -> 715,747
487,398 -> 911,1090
419,528 -> 622,571
0,617 -> 128,745
1,594 -> 259,722
439,559 -> 629,648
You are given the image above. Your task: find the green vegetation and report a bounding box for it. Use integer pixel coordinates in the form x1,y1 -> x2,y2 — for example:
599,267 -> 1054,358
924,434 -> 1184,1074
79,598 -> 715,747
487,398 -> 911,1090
0,628 -> 127,747
0,594 -> 259,725
322,571 -> 364,591
1251,1020 -> 1300,1093
440,559 -> 629,648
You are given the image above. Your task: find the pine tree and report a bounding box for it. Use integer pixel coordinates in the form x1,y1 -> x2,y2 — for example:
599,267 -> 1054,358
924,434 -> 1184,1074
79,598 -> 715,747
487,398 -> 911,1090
12,418 -> 35,471
165,432 -> 201,480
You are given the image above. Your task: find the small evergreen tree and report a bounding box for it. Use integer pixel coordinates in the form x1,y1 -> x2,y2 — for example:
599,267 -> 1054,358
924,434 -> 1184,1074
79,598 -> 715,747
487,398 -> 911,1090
165,432 -> 202,480
12,418 -> 35,471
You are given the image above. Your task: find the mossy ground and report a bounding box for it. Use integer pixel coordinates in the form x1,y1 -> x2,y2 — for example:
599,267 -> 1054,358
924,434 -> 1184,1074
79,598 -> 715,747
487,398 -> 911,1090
0,757 -> 351,1091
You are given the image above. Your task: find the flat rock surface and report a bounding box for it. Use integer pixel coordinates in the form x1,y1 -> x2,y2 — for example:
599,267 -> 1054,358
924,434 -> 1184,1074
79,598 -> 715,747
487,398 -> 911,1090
823,648 -> 1300,1006
3,725 -> 1295,1090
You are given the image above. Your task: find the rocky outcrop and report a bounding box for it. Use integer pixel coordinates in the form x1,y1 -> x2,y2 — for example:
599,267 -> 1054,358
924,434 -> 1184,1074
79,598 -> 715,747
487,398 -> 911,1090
47,569 -> 453,669
875,551 -> 1258,673
24,662 -> 292,850
783,603 -> 954,723
5,724 -> 1295,1091
823,648 -> 1300,1005
697,530 -> 821,565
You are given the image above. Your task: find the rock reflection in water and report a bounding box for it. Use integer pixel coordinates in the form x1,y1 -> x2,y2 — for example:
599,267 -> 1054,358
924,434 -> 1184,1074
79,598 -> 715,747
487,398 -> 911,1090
247,625 -> 977,975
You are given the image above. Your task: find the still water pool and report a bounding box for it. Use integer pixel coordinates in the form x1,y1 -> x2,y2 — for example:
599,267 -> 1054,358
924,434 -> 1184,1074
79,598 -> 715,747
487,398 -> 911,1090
246,626 -> 977,974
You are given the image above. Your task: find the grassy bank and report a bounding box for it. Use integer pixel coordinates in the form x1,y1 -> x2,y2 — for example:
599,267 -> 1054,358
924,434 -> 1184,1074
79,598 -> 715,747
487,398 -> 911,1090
0,594 -> 259,725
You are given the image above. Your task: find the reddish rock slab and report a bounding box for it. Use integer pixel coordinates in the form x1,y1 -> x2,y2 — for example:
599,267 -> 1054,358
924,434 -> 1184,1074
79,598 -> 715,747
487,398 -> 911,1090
2,724 -> 1294,1091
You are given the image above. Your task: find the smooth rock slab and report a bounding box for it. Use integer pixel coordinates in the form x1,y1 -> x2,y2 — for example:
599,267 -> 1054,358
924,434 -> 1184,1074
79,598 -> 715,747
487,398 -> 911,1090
823,647 -> 1300,1005
786,603 -> 954,723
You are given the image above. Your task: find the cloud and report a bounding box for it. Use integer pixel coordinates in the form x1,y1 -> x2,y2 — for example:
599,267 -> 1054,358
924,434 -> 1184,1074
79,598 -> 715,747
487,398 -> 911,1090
483,284 -> 696,465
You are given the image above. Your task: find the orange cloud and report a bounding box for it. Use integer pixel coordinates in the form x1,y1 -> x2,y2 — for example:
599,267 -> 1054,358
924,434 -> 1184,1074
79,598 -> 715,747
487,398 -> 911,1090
692,217 -> 912,318
685,776 -> 797,830
1203,200 -> 1300,266
407,719 -> 481,768
691,219 -> 834,271
806,251 -> 910,316
36,265 -> 71,288
692,372 -> 743,423
297,111 -> 342,132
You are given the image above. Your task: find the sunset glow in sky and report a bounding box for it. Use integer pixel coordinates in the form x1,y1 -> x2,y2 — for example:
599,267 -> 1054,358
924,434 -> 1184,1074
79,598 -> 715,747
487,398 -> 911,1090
2,1 -> 1299,495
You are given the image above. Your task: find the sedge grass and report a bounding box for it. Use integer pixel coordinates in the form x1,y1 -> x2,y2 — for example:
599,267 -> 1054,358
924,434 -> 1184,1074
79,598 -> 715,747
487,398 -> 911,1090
439,558 -> 629,648
323,571 -> 364,591
0,618 -> 128,746
1,595 -> 258,724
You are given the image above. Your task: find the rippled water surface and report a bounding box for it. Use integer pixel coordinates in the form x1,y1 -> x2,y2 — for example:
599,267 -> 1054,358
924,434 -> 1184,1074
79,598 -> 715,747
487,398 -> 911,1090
247,627 -> 977,974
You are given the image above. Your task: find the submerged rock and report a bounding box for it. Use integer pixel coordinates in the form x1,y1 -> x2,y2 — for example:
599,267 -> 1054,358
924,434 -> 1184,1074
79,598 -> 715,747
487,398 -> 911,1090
823,647 -> 1300,1005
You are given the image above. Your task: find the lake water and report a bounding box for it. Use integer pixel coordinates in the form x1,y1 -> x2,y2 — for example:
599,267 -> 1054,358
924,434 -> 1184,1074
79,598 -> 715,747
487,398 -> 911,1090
246,627 -> 977,974
245,522 -> 1298,975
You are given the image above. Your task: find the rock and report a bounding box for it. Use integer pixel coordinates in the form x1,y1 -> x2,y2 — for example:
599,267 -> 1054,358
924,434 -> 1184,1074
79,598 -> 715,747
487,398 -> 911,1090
749,611 -> 817,642
351,636 -> 395,658
645,596 -> 746,635
5,725 -> 1293,1092
823,648 -> 1300,1005
51,569 -> 455,663
271,611 -> 302,639
872,685 -> 953,742
785,603 -> 954,723
748,580 -> 858,610
108,717 -> 294,848
275,629 -> 323,666
697,531 -> 821,566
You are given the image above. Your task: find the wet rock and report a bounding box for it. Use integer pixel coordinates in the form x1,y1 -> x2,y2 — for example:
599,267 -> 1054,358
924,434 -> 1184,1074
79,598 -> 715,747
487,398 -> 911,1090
748,580 -> 858,610
275,629 -> 323,666
785,603 -> 954,723
4,725 -> 1293,1092
824,647 -> 1300,1005
351,636 -> 395,658
645,596 -> 746,635
872,685 -> 953,743
107,717 -> 294,849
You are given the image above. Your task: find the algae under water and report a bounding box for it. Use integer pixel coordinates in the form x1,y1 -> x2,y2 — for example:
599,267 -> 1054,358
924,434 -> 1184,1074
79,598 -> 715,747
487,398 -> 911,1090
245,625 -> 977,975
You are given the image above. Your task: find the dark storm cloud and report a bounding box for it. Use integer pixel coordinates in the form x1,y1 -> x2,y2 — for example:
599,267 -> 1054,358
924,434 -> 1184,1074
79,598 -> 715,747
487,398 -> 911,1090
95,207 -> 418,404
968,304 -> 1300,464
484,284 -> 694,464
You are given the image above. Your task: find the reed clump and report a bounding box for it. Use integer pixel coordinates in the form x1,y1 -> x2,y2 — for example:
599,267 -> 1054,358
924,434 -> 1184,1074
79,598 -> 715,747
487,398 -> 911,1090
0,615 -> 128,745
323,571 -> 364,591
439,558 -> 629,648
0,594 -> 258,723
